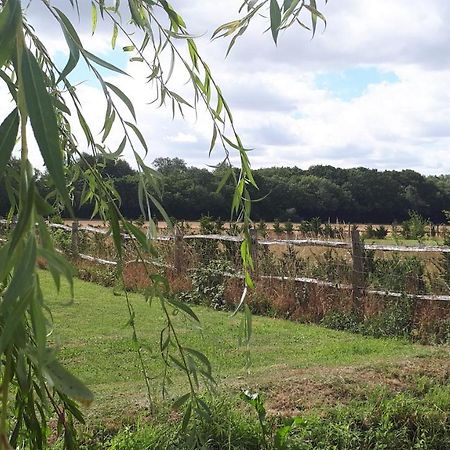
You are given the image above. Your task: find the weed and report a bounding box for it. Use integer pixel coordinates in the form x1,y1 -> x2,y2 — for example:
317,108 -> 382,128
182,259 -> 232,309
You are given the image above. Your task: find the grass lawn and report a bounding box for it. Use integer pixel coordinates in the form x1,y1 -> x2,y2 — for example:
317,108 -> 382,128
40,271 -> 449,426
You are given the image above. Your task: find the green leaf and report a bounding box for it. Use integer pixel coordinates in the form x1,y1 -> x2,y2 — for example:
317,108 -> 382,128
173,392 -> 191,409
54,7 -> 81,83
209,125 -> 217,156
2,235 -> 36,309
108,206 -> 122,260
38,248 -> 75,299
101,108 -> 115,142
0,69 -> 17,100
32,277 -> 48,365
123,220 -> 157,256
283,0 -> 294,11
166,298 -> 200,323
0,0 -> 20,69
270,0 -> 282,43
21,48 -> 72,214
8,176 -> 35,255
91,1 -> 97,35
0,286 -> 33,355
183,347 -> 212,376
105,82 -> 136,121
147,192 -> 172,231
0,108 -> 19,171
111,23 -> 118,49
125,121 -> 148,155
215,167 -> 231,194
53,97 -> 71,115
0,241 -> 14,282
0,236 -> 37,354
45,357 -> 94,406
304,0 -> 326,37
181,401 -> 192,431
84,50 -> 129,76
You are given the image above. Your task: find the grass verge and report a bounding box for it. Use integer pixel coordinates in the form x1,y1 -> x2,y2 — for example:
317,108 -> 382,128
40,271 -> 448,426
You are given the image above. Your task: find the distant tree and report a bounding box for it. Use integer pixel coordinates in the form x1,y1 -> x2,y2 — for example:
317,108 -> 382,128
153,157 -> 187,175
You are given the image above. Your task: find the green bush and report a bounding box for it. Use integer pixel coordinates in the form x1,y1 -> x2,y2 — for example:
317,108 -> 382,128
299,218 -> 322,237
273,219 -> 284,235
369,254 -> 426,294
401,211 -> 427,241
322,296 -> 415,340
322,222 -> 335,238
182,259 -> 232,309
284,220 -> 294,235
364,224 -> 388,240
105,398 -> 261,450
257,220 -> 268,237
363,296 -> 414,339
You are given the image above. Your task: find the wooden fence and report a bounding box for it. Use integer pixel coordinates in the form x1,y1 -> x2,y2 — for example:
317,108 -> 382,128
38,220 -> 450,303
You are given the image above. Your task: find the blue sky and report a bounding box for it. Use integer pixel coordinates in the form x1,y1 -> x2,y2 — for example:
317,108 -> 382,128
315,67 -> 400,101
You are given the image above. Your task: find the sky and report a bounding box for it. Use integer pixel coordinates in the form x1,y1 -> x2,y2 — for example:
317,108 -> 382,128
4,0 -> 450,174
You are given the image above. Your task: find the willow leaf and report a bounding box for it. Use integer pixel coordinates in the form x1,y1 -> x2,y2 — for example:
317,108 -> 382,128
270,0 -> 282,43
45,358 -> 94,406
125,120 -> 148,155
21,49 -> 72,213
54,7 -> 82,83
0,0 -> 20,68
105,82 -> 136,120
0,108 -> 19,171
84,50 -> 128,76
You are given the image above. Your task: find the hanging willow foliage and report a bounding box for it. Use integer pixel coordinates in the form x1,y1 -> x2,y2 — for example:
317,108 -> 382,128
0,0 -> 327,447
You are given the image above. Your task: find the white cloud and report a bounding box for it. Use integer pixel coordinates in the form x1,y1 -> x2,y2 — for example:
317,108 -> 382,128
5,0 -> 450,175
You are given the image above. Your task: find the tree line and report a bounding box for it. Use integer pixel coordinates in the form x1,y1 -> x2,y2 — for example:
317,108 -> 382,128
2,155 -> 450,224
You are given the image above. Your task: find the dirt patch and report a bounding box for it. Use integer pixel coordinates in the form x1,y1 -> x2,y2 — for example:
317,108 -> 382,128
234,354 -> 450,417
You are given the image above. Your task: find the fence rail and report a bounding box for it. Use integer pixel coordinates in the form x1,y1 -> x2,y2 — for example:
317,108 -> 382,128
2,219 -> 450,302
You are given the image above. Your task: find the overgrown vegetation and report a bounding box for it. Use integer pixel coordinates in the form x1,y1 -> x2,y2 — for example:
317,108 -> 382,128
58,382 -> 450,449
321,295 -> 418,342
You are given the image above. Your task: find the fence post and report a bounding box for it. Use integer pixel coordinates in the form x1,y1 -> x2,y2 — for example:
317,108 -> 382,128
174,227 -> 184,274
250,228 -> 259,277
351,229 -> 364,316
71,220 -> 79,256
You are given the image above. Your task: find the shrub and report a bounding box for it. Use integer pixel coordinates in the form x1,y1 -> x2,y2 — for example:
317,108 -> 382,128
401,211 -> 427,241
370,254 -> 426,294
257,219 -> 268,237
374,225 -> 388,239
273,219 -> 284,235
322,222 -> 335,238
284,220 -> 294,235
96,385 -> 450,450
365,224 -> 388,239
322,296 -> 415,340
363,296 -> 414,339
183,259 -> 233,309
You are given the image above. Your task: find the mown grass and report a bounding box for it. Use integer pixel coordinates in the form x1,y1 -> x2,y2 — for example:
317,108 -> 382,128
40,271 -> 446,426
